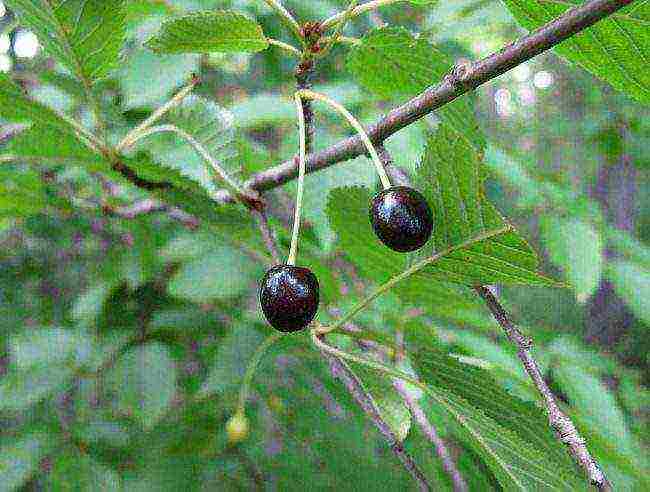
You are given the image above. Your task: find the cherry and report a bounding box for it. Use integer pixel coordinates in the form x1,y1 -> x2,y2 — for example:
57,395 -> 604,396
259,264 -> 320,333
370,186 -> 433,252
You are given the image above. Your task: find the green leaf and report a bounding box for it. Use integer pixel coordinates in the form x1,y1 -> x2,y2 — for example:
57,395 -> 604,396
119,49 -> 199,110
46,451 -> 122,491
146,10 -> 269,54
341,347 -> 581,490
501,0 -> 650,103
5,0 -> 126,85
132,95 -> 237,197
541,216 -> 603,300
106,343 -> 177,430
0,74 -> 99,165
168,245 -> 261,303
0,167 -> 47,218
410,125 -> 556,286
347,27 -> 485,151
0,432 -> 54,491
607,260 -> 650,324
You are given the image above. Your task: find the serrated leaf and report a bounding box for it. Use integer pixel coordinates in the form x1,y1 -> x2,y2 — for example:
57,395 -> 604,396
146,10 -> 269,54
347,27 -> 485,152
501,0 -> 650,103
410,125 -> 555,286
338,346 -> 581,491
5,0 -> 126,85
106,343 -> 177,430
0,74 -> 99,164
541,216 -> 603,300
326,186 -> 496,311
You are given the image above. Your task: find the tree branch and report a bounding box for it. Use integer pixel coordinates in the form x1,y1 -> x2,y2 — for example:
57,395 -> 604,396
475,286 -> 612,491
321,343 -> 432,492
212,0 -> 633,204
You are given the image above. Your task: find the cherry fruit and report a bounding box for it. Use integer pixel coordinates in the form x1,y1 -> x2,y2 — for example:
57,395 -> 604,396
370,186 -> 433,252
259,265 -> 319,333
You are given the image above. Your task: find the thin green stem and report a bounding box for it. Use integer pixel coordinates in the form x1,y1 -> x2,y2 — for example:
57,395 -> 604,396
288,92 -> 308,266
321,0 -> 404,30
315,225 -> 512,336
123,124 -> 248,200
268,38 -> 302,58
237,332 -> 284,413
116,78 -> 199,153
296,89 -> 391,189
261,0 -> 303,43
318,0 -> 360,57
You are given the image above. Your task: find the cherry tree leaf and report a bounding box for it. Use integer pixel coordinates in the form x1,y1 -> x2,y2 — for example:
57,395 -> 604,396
501,0 -> 650,103
146,10 -> 269,54
5,0 -> 126,84
347,27 -> 485,152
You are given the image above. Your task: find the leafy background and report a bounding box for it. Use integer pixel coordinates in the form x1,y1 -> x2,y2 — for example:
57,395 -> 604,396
0,0 -> 648,490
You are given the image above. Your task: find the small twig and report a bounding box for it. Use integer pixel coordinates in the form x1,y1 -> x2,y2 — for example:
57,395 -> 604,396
251,208 -> 281,264
319,338 -> 432,491
475,286 -> 612,491
104,198 -> 199,229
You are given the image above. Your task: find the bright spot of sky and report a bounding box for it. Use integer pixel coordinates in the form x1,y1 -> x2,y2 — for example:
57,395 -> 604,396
0,2 -> 6,18
0,54 -> 12,73
494,88 -> 512,106
534,70 -> 554,89
0,34 -> 9,54
512,64 -> 531,83
14,30 -> 40,58
518,85 -> 536,106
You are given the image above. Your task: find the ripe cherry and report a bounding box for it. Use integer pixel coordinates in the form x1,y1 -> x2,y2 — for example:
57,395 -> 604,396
259,264 -> 320,333
370,186 -> 433,252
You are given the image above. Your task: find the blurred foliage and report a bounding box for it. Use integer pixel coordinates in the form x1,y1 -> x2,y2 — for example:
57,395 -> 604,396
0,0 -> 648,490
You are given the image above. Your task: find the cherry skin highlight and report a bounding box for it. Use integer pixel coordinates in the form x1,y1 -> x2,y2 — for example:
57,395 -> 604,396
259,264 -> 320,333
370,186 -> 433,253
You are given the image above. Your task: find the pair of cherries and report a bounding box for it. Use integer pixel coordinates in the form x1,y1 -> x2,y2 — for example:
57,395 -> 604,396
260,186 -> 433,333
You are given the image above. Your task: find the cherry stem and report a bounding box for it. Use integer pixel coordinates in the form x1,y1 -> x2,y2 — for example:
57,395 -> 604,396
237,332 -> 284,415
288,92 -> 308,266
296,89 -> 392,189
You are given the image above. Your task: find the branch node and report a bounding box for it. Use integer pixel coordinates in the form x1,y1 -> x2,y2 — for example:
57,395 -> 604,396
446,59 -> 474,91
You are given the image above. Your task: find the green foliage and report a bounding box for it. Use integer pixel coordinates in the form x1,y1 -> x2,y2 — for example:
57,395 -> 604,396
146,10 -> 270,54
0,0 -> 648,489
501,0 -> 650,103
5,0 -> 126,85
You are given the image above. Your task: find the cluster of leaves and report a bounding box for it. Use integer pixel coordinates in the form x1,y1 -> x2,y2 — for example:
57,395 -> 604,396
0,0 -> 648,490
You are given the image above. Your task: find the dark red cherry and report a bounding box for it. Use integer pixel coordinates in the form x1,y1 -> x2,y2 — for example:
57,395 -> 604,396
259,265 -> 319,333
370,186 -> 433,252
